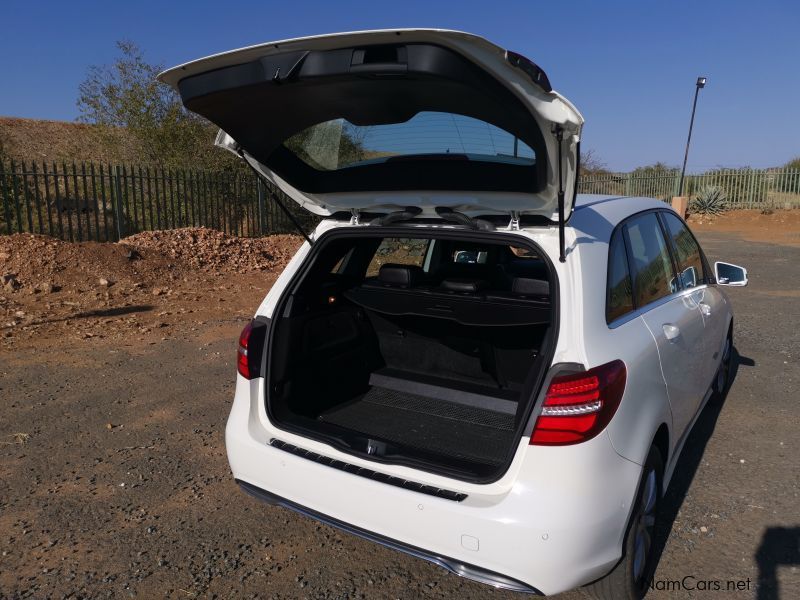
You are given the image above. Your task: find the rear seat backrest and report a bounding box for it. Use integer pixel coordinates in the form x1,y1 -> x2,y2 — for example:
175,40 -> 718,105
512,277 -> 549,298
377,263 -> 425,288
439,278 -> 488,294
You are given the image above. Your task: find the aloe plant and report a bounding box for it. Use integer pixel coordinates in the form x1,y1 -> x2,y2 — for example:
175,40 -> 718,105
690,186 -> 728,215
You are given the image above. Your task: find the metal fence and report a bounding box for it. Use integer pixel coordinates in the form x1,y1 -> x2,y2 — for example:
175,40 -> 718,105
2,160 -> 798,241
578,168 -> 800,209
0,159 -> 315,242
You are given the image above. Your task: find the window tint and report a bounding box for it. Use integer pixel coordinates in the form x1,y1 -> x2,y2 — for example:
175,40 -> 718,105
661,212 -> 705,288
625,213 -> 676,308
607,230 -> 634,322
284,112 -> 536,171
452,249 -> 488,264
366,238 -> 430,276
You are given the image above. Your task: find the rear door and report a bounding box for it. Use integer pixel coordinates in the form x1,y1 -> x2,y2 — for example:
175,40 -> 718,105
158,29 -> 583,220
625,212 -> 707,439
660,211 -> 727,388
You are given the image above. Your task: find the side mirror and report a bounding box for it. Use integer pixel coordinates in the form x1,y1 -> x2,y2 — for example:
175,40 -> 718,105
715,261 -> 748,287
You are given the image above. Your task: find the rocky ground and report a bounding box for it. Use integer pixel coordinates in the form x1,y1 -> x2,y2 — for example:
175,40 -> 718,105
1,215 -> 799,599
0,228 -> 301,350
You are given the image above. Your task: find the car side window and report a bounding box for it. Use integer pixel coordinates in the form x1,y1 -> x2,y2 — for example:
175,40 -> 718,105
366,238 -> 430,276
661,212 -> 705,288
606,229 -> 634,323
625,213 -> 676,308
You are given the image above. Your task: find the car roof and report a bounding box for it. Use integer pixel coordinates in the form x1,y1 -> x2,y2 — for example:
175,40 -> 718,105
574,194 -> 671,223
569,195 -> 674,243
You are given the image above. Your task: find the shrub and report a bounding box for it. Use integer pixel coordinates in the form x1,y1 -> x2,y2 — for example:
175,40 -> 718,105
690,186 -> 728,215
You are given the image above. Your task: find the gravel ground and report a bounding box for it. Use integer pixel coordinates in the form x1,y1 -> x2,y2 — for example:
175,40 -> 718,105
0,229 -> 798,599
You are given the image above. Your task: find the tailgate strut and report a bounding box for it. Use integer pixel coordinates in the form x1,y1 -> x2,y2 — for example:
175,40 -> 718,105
553,125 -> 566,263
245,162 -> 314,246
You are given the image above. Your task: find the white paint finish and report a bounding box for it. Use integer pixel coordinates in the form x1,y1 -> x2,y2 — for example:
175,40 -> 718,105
235,195 -> 737,593
227,381 -> 641,596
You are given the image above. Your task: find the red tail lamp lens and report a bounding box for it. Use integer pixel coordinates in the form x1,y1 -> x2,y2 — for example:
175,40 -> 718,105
530,360 -> 626,445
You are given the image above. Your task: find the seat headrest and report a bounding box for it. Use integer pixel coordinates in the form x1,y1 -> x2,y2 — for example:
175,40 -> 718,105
440,278 -> 487,294
378,264 -> 423,288
512,277 -> 549,297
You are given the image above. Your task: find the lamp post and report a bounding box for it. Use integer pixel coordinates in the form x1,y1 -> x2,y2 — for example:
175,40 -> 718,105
678,76 -> 707,197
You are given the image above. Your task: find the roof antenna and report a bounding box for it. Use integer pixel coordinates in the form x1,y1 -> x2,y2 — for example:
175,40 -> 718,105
553,125 -> 566,263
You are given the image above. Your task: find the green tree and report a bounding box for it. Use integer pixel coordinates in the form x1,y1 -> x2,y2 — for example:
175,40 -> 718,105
77,41 -> 229,169
579,148 -> 610,176
630,162 -> 679,177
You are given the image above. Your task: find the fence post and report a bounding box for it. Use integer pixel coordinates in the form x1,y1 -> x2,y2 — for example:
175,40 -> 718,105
113,165 -> 125,239
257,178 -> 267,236
0,160 -> 13,235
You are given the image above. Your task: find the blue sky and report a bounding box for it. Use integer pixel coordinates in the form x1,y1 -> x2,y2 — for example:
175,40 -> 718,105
0,0 -> 797,172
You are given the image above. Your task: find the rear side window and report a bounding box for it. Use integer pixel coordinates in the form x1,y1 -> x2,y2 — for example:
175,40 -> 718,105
661,212 -> 705,288
366,238 -> 430,276
625,213 -> 676,308
606,230 -> 634,323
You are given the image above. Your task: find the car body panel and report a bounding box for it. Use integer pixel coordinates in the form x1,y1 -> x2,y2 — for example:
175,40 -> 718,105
226,374 -> 642,596
230,184 -> 734,591
640,293 -> 707,437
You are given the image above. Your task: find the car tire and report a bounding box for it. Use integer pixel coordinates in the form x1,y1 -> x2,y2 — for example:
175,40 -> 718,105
710,327 -> 733,404
585,445 -> 664,600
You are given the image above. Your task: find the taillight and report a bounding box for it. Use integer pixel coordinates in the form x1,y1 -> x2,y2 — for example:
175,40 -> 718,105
237,322 -> 254,379
530,360 -> 626,446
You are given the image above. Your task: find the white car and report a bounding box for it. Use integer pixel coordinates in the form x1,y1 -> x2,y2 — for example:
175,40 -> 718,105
160,29 -> 748,598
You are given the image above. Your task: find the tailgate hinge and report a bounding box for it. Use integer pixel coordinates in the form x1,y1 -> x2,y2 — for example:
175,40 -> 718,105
508,210 -> 520,231
350,208 -> 361,225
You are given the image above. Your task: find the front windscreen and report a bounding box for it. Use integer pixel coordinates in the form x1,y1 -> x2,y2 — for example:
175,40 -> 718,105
284,111 -> 536,172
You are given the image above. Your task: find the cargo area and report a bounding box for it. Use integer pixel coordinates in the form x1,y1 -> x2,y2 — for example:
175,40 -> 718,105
266,230 -> 555,481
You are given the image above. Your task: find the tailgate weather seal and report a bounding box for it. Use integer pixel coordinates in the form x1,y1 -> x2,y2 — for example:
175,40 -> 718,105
269,438 -> 467,502
236,479 -> 542,595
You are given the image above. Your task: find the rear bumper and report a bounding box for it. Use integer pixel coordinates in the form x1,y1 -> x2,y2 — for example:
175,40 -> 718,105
237,479 -> 542,594
227,376 -> 643,596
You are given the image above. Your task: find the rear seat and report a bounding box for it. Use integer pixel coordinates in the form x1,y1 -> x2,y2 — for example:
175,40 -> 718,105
439,278 -> 488,294
346,265 -> 550,326
364,264 -> 426,289
512,277 -> 549,298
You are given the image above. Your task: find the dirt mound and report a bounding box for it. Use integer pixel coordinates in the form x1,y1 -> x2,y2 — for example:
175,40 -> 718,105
0,116 -> 140,163
0,229 -> 302,346
0,228 -> 302,292
121,228 -> 302,273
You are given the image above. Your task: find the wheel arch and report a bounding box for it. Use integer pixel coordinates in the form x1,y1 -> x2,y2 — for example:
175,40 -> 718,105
652,424 -> 670,478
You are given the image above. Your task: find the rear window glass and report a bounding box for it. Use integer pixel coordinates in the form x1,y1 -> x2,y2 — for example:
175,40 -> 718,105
366,238 -> 430,276
284,111 -> 536,171
451,248 -> 488,264
606,230 -> 634,322
626,213 -> 676,308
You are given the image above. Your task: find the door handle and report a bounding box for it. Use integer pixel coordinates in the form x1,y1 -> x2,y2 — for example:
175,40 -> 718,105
699,302 -> 711,316
662,323 -> 681,341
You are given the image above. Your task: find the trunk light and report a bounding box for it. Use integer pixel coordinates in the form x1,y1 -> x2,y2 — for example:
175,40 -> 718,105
530,360 -> 626,445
